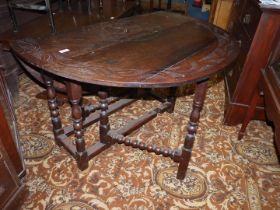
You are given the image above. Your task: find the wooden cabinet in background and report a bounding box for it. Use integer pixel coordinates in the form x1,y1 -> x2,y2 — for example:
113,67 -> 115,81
262,59 -> 280,152
238,6 -> 280,145
0,69 -> 25,209
0,138 -> 24,210
0,69 -> 25,177
223,0 -> 271,126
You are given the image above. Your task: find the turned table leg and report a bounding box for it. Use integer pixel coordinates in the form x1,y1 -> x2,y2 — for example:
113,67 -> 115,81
177,79 -> 208,180
66,82 -> 88,170
98,91 -> 111,144
43,75 -> 63,146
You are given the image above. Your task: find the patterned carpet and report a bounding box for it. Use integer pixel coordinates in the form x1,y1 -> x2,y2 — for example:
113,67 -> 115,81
15,74 -> 280,209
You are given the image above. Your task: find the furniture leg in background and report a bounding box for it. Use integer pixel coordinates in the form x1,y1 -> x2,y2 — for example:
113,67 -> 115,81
7,0 -> 59,33
238,87 -> 261,140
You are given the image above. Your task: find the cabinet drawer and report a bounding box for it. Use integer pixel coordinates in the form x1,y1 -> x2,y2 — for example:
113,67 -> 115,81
231,20 -> 251,52
240,0 -> 261,39
225,52 -> 244,97
226,65 -> 239,94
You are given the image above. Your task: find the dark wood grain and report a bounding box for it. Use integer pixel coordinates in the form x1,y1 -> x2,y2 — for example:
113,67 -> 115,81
11,12 -> 239,88
9,11 -> 239,180
0,0 -> 139,101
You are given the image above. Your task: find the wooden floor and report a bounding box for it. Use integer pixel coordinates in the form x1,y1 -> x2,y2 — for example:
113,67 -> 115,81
0,0 -> 139,43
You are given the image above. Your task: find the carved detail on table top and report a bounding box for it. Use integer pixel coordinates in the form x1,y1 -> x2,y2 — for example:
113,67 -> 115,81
11,12 -> 239,88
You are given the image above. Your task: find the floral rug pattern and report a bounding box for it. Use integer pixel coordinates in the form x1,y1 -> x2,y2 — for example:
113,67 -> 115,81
15,74 -> 280,209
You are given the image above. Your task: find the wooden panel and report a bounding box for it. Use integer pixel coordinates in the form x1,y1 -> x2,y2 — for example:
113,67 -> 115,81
225,53 -> 243,97
240,0 -> 261,39
227,0 -> 247,32
0,159 -> 19,208
266,65 -> 280,101
223,0 -> 267,125
0,138 -> 22,210
0,70 -> 25,178
231,20 -> 251,52
262,67 -> 280,152
233,11 -> 280,104
0,50 -> 21,98
212,0 -> 234,30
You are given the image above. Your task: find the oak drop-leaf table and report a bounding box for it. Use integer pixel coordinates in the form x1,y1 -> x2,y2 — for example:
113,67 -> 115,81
11,12 -> 239,180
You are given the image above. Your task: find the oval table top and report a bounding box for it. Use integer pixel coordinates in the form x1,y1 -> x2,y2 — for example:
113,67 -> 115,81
11,11 -> 240,88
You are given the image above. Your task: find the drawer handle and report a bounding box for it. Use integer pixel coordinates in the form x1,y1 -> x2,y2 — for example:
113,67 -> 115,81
243,14 -> 251,24
237,40 -> 242,47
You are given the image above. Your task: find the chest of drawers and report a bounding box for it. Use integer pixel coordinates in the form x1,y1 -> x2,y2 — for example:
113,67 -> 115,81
224,0 -> 266,125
